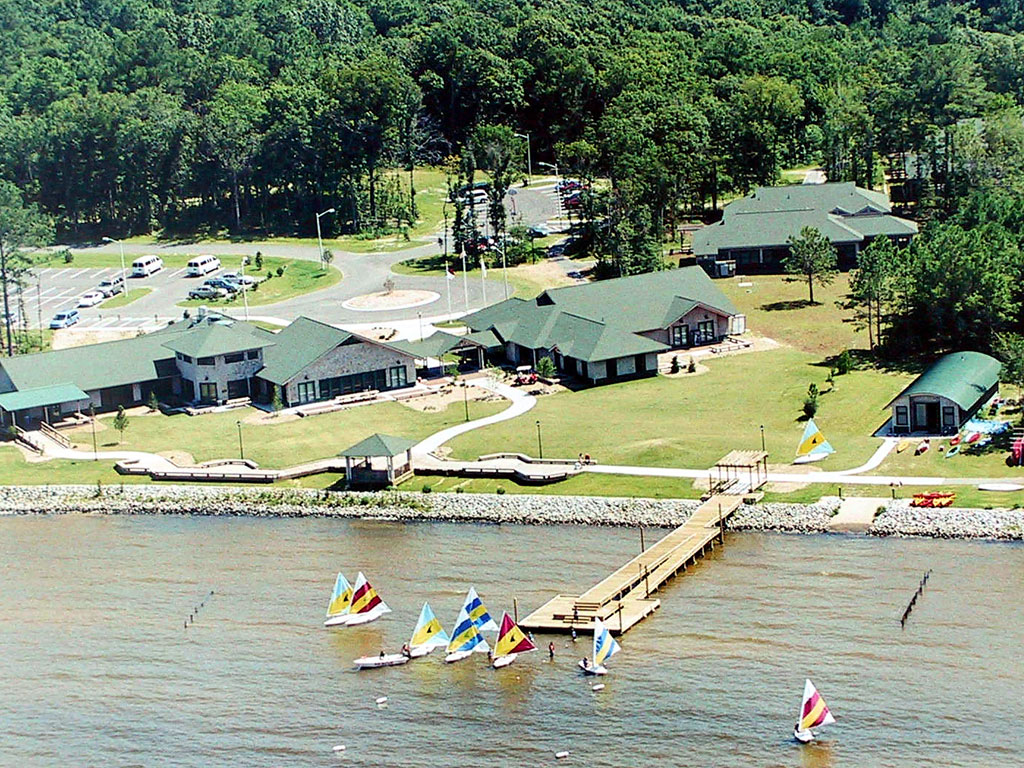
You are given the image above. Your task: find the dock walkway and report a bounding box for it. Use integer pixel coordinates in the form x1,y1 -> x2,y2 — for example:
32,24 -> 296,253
520,494 -> 744,635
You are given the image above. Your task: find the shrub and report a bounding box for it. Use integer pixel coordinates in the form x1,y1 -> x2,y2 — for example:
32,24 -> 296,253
836,349 -> 853,375
455,487 -> 464,494
495,486 -> 506,495
536,356 -> 556,379
61,248 -> 74,264
803,382 -> 820,417
670,356 -> 680,374
254,252 -> 263,271
422,484 -> 433,493
275,265 -> 285,277
688,357 -> 697,373
146,391 -> 159,412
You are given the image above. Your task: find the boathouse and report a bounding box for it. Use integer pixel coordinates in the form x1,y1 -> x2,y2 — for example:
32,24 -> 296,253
886,351 -> 1000,435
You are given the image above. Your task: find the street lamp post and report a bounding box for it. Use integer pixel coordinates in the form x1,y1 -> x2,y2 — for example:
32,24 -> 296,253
760,424 -> 766,453
90,404 -> 98,461
101,237 -> 127,297
236,420 -> 244,460
514,132 -> 531,183
240,256 -> 250,321
536,420 -> 543,459
315,208 -> 336,269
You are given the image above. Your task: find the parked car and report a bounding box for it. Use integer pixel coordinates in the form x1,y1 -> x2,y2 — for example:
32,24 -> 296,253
188,285 -> 228,300
78,291 -> 105,307
526,224 -> 551,238
186,255 -> 221,276
50,309 -> 80,329
563,192 -> 583,208
203,277 -> 240,294
221,271 -> 257,287
97,274 -> 126,297
131,255 -> 163,277
547,243 -> 566,257
557,179 -> 583,193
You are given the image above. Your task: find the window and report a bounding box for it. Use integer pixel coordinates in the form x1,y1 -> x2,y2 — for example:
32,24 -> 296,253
942,406 -> 956,426
671,325 -> 688,347
318,367 -> 405,399
385,365 -> 408,389
296,380 -> 317,404
198,382 -> 217,403
226,379 -> 248,400
895,405 -> 908,427
246,349 -> 260,360
696,320 -> 715,344
198,356 -> 215,366
176,352 -> 194,364
224,352 -> 244,364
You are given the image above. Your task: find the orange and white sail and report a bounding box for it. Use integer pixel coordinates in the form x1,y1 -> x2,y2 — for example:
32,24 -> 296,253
348,571 -> 391,618
493,612 -> 537,659
798,679 -> 836,732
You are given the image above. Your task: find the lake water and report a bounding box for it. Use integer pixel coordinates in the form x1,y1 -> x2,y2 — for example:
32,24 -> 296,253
1,515 -> 1021,767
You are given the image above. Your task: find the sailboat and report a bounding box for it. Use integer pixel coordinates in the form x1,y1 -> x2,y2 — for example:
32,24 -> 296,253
342,572 -> 392,627
463,587 -> 499,632
445,600 -> 490,663
323,572 -> 354,627
491,612 -> 537,668
793,419 -> 835,464
794,679 -> 836,743
578,617 -> 621,676
409,602 -> 451,658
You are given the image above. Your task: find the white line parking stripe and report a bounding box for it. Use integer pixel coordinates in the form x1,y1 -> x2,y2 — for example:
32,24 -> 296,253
48,268 -> 72,280
168,267 -> 188,278
93,317 -> 119,328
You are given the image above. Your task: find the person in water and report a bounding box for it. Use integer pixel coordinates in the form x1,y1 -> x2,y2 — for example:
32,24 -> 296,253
401,643 -> 411,658
548,641 -> 555,659
571,627 -> 577,642
581,657 -> 589,669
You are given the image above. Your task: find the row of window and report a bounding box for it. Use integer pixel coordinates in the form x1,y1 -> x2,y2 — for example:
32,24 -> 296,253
294,366 -> 409,404
670,320 -> 717,347
176,350 -> 260,366
894,403 -> 957,428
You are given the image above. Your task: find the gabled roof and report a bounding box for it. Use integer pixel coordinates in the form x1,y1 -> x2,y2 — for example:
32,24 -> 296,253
161,322 -> 275,359
724,182 -> 891,217
546,312 -> 667,362
0,383 -> 89,412
257,316 -> 353,385
339,433 -> 416,458
888,351 -> 1001,411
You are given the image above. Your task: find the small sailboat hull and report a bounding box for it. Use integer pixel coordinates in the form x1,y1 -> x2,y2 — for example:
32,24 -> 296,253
324,614 -> 352,627
409,645 -> 434,658
353,653 -> 409,669
793,453 -> 828,465
445,650 -> 475,663
345,605 -> 390,626
492,653 -> 518,669
794,728 -> 814,744
979,483 -> 1024,492
579,660 -> 608,675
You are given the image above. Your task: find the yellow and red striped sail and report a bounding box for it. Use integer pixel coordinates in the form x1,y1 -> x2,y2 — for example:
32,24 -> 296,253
493,612 -> 537,658
799,679 -> 836,731
348,572 -> 391,617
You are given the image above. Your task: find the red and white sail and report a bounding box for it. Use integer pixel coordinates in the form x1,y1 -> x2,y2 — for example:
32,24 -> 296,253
799,679 -> 836,732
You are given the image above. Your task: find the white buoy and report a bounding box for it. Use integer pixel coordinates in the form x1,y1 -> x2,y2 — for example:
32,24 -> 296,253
591,683 -> 605,692
555,750 -> 570,759
375,696 -> 388,705
332,745 -> 346,752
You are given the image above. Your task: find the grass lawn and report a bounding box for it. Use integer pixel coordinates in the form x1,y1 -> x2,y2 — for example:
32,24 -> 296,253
101,288 -> 152,309
719,273 -> 867,356
61,399 -> 504,470
36,251 -> 210,270
448,347 -> 908,470
392,253 -> 568,299
404,473 -> 704,499
779,165 -> 820,184
177,259 -> 341,308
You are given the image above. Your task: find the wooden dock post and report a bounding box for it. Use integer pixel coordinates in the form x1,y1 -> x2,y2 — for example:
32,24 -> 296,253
718,502 -> 724,544
513,597 -> 518,623
640,526 -> 645,553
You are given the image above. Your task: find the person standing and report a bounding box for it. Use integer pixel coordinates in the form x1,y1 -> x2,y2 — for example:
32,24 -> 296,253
548,641 -> 555,660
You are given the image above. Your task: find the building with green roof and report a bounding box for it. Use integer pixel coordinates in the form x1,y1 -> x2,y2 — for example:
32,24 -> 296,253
0,310 -> 418,426
461,267 -> 743,385
692,182 -> 917,275
886,351 -> 1001,434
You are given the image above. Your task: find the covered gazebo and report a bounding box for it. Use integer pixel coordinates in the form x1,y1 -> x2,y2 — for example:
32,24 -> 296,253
339,433 -> 417,487
0,383 -> 90,428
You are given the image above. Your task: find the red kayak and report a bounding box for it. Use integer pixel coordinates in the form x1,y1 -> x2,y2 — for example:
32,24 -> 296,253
950,434 -> 962,446
966,432 -> 981,444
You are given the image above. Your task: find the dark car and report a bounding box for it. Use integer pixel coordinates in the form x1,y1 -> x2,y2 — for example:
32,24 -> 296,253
563,192 -> 583,208
203,277 -> 240,294
557,179 -> 583,194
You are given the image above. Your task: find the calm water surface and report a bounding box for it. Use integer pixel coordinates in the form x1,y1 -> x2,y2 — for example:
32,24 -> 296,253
1,515 -> 1021,767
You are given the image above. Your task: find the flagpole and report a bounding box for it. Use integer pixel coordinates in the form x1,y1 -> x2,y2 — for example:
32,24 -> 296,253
462,252 -> 469,313
445,260 -> 452,318
480,254 -> 487,305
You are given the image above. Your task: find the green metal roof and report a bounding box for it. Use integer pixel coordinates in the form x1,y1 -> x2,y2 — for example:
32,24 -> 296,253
161,322 -> 274,359
388,331 -> 463,360
339,433 -> 416,458
889,351 -> 1001,411
462,329 -> 502,349
0,383 -> 89,412
724,182 -> 892,216
258,317 -> 353,385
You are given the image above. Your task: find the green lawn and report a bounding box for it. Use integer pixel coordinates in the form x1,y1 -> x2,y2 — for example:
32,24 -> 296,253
448,348 -> 907,470
62,399 -> 503,470
101,288 -> 152,309
406,473 -> 704,499
36,251 -> 206,270
719,273 -> 867,356
392,253 -> 565,299
177,259 -> 341,308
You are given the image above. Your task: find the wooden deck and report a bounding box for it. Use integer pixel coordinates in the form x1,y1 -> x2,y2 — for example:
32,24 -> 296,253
519,494 -> 744,635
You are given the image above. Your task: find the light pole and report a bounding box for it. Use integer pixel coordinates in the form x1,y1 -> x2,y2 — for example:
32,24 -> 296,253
760,424 -> 766,453
90,404 -> 98,461
536,420 -> 543,459
315,208 -> 335,269
236,420 -> 244,460
240,256 -> 250,321
514,132 -> 531,183
101,237 -> 127,297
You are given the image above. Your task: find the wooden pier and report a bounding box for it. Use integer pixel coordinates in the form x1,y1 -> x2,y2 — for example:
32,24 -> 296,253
519,493 -> 745,635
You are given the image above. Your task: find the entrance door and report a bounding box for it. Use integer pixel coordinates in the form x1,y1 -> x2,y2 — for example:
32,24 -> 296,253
913,401 -> 940,432
198,382 -> 217,403
671,324 -> 688,348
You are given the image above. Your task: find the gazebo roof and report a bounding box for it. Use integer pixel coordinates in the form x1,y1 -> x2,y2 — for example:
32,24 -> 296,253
339,433 -> 417,458
715,450 -> 768,468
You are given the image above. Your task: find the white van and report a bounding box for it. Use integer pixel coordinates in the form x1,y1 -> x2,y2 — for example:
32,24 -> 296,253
186,255 -> 221,277
131,255 -> 163,277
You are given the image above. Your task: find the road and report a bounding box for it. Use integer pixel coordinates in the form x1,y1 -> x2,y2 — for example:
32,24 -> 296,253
26,179 -> 565,333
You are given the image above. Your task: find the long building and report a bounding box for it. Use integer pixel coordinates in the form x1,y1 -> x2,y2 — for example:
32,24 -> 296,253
692,182 -> 917,275
0,310 -> 418,427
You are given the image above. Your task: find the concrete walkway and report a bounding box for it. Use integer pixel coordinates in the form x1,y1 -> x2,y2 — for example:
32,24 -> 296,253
828,497 -> 887,532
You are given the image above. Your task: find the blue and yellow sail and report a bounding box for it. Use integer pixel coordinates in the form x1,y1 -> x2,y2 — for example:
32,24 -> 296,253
326,572 -> 353,619
593,617 -> 621,667
447,602 -> 490,655
464,587 -> 498,632
410,602 -> 450,650
794,418 -> 835,463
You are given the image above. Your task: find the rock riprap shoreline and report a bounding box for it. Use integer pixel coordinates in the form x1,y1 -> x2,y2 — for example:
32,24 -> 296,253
0,486 -> 1019,540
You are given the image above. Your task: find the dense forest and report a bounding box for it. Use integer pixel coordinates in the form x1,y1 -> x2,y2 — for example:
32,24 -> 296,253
6,0 -> 1024,355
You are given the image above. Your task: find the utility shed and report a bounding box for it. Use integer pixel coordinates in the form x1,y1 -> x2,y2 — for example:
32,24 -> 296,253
339,433 -> 416,487
887,351 -> 1000,435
